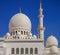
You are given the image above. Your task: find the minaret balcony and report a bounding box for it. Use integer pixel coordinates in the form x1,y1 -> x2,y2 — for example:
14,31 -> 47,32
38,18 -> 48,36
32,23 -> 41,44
38,26 -> 45,30
38,14 -> 44,18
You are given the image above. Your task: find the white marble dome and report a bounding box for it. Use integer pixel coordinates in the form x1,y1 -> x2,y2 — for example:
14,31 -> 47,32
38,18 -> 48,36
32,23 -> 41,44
50,46 -> 59,54
6,33 -> 10,36
33,35 -> 37,38
46,35 -> 58,48
9,13 -> 31,30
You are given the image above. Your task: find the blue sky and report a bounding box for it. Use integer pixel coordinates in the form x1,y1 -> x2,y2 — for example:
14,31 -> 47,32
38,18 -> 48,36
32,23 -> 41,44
0,0 -> 60,47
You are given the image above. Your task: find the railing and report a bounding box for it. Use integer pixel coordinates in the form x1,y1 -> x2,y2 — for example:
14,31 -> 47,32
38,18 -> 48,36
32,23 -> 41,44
9,54 -> 40,55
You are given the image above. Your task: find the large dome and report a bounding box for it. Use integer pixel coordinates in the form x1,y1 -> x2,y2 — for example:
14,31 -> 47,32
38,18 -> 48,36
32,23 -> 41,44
46,35 -> 58,48
9,13 -> 31,30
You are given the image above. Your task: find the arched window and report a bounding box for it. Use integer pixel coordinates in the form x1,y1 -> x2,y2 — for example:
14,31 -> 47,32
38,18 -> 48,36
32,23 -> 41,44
21,31 -> 23,35
11,48 -> 14,54
35,48 -> 38,54
26,32 -> 28,35
24,31 -> 25,35
30,48 -> 33,54
5,36 -> 7,39
18,37 -> 19,39
16,31 -> 17,35
21,48 -> 24,54
25,48 -> 28,54
16,48 -> 19,54
10,32 -> 12,36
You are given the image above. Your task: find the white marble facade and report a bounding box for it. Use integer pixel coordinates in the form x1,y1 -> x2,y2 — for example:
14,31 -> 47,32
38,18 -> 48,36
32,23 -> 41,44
0,0 -> 59,55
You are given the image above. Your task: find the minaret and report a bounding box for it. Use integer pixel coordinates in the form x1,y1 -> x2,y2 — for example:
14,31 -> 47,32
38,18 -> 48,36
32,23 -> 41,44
38,0 -> 45,41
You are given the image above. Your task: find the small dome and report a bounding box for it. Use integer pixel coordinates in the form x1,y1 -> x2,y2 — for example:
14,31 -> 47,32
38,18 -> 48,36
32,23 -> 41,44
9,13 -> 31,30
50,46 -> 59,54
46,35 -> 58,48
33,35 -> 37,38
6,33 -> 10,36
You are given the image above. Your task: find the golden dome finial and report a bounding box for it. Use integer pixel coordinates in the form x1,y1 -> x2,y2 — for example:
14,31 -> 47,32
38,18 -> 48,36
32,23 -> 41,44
51,33 -> 53,35
50,33 -> 53,36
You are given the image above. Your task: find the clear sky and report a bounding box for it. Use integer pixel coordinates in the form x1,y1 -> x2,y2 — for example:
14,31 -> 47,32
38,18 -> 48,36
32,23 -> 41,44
0,0 -> 60,47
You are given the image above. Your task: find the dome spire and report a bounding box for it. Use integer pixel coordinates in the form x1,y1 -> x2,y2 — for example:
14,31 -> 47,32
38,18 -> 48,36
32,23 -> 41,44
20,8 -> 22,13
50,33 -> 53,36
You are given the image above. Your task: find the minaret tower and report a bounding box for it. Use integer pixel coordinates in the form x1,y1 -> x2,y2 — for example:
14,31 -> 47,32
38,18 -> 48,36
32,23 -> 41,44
38,0 -> 45,41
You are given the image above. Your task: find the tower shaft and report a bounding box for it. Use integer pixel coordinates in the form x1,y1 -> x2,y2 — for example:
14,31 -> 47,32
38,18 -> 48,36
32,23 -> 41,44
38,0 -> 45,41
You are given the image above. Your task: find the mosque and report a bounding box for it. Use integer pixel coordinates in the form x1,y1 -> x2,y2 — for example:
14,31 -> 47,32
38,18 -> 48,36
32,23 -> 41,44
0,0 -> 60,55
